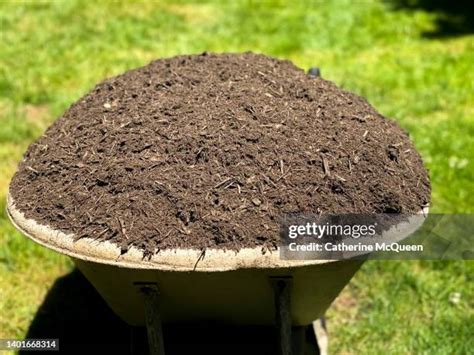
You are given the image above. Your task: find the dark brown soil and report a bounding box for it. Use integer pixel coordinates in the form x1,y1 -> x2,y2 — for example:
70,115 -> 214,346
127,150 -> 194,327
9,52 -> 431,255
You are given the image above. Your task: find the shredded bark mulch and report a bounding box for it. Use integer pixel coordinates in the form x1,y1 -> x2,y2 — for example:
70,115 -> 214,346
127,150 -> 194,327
9,52 -> 431,255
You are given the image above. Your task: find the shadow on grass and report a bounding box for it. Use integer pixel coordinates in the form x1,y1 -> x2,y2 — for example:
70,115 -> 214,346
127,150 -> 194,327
22,269 -> 318,354
20,269 -> 132,354
386,0 -> 474,38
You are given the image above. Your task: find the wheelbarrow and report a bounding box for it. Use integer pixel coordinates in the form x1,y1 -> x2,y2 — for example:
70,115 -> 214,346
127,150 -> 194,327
7,193 -> 427,355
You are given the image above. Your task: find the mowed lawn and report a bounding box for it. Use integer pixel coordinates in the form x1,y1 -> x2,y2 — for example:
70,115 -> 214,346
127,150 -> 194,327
0,1 -> 473,353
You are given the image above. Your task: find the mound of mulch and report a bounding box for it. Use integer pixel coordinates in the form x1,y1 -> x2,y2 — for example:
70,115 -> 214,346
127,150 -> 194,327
9,52 -> 430,255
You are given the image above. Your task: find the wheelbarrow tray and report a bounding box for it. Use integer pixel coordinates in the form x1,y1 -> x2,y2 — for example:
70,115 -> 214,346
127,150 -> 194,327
7,194 -> 426,326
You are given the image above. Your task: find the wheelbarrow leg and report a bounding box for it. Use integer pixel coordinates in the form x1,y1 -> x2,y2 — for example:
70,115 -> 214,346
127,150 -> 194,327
139,284 -> 165,355
313,317 -> 328,355
272,277 -> 294,355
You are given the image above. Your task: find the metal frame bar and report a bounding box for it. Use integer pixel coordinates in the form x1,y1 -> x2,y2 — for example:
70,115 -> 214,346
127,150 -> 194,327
271,277 -> 293,355
137,283 -> 166,355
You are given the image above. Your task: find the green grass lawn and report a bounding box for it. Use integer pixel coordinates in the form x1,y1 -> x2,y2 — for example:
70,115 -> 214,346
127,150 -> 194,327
1,0 -> 473,353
